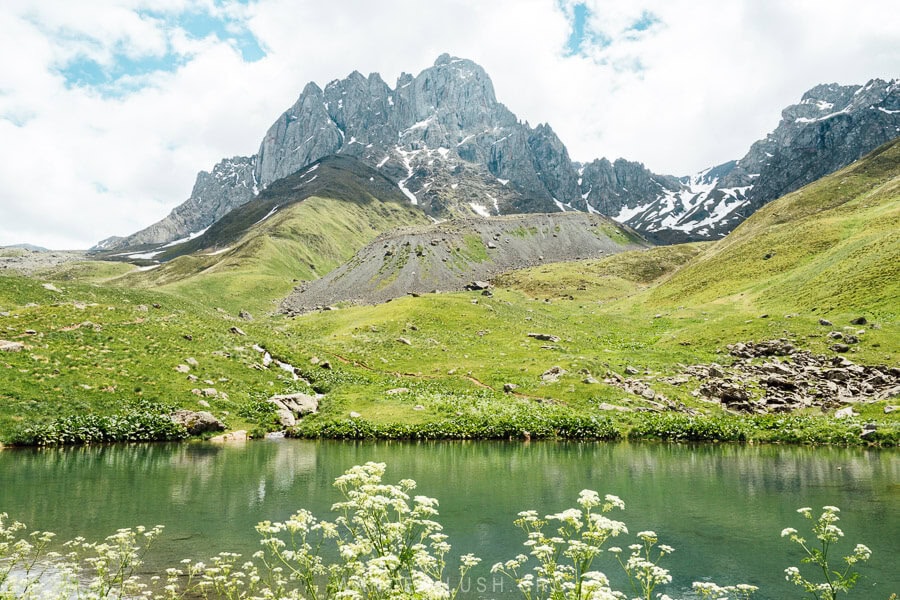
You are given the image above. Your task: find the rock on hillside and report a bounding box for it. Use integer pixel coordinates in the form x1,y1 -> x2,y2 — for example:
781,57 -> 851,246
280,212 -> 647,314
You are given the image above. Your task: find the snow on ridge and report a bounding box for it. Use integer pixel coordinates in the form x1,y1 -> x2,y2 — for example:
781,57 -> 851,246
395,145 -> 419,205
486,192 -> 499,212
469,202 -> 490,217
403,115 -> 434,134
254,206 -> 279,226
377,156 -> 390,168
794,107 -> 851,123
613,202 -> 652,223
127,250 -> 163,260
160,227 -> 211,249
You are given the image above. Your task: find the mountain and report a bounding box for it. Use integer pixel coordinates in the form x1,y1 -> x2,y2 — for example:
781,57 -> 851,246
280,212 -> 647,314
613,79 -> 900,243
99,56 -> 899,251
649,137 -> 900,313
112,155 -> 431,313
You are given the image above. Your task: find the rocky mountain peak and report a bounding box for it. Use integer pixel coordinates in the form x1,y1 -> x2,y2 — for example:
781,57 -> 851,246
101,59 -> 900,253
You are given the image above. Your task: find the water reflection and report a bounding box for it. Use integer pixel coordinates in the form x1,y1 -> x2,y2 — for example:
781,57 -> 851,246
1,440 -> 897,599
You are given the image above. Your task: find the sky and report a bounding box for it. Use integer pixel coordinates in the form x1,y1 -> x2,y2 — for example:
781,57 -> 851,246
1,0 -> 898,249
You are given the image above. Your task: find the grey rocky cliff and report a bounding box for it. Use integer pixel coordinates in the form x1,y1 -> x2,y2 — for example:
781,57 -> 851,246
604,78 -> 900,242
106,156 -> 258,250
726,79 -> 900,211
103,58 -> 899,251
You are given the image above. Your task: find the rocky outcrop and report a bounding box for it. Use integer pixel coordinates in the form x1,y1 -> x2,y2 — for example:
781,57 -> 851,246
169,410 -> 226,435
615,339 -> 899,415
268,393 -> 320,427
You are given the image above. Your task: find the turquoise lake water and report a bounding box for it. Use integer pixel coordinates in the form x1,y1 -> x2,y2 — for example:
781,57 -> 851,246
1,440 -> 897,598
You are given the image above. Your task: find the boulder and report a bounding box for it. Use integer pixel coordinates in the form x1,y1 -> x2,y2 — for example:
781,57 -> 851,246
210,430 -> 248,443
229,326 -> 247,336
170,410 -> 225,435
540,366 -> 566,383
269,393 -> 320,427
503,383 -> 519,393
597,402 -> 632,412
239,310 -> 253,321
850,316 -> 867,325
834,407 -> 856,419
0,340 -> 25,352
527,332 -> 561,343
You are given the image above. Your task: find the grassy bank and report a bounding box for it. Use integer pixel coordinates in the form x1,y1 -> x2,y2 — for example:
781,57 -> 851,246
1,142 -> 898,447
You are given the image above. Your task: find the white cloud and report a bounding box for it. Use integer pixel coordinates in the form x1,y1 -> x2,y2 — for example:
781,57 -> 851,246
0,0 -> 897,248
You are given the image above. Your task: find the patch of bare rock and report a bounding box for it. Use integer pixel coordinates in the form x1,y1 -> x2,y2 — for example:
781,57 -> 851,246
610,339 -> 898,415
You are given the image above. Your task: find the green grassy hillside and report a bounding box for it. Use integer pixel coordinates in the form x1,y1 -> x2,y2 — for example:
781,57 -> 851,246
102,156 -> 430,314
125,196 -> 428,314
649,138 -> 900,317
1,141 -> 897,445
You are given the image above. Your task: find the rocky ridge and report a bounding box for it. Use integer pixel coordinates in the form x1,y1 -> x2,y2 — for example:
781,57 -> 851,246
616,79 -> 900,243
99,56 -> 900,251
280,212 -> 647,314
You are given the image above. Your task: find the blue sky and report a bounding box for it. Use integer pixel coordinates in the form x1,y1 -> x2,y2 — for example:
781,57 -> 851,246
0,0 -> 897,248
52,4 -> 266,94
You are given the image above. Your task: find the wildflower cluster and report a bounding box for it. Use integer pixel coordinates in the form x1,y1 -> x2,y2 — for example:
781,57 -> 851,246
781,506 -> 872,600
1,512 -> 162,600
608,530 -> 674,600
0,469 -> 880,600
493,493 -> 757,600
249,461 -> 479,600
491,490 -> 629,599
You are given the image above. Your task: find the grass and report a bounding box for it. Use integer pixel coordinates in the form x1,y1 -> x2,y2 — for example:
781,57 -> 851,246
0,274 -> 311,441
119,196 -> 429,315
1,141 -> 898,446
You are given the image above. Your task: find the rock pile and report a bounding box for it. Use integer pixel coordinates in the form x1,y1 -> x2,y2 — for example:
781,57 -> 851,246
605,339 -> 898,416
685,340 -> 899,414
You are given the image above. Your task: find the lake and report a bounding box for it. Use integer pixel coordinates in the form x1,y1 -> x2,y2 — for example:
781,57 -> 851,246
1,440 -> 897,599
